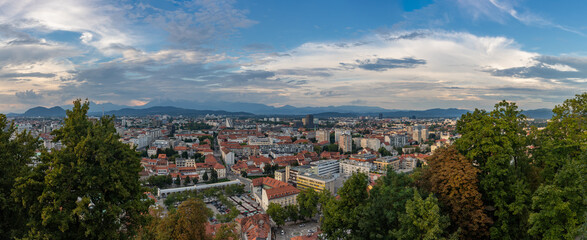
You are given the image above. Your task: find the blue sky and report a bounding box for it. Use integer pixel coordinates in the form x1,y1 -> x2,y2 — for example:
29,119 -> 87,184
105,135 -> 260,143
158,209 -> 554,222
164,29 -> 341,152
0,0 -> 585,112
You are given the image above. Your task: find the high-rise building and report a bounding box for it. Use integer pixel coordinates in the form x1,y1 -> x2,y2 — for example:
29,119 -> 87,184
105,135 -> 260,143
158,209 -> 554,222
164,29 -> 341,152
304,114 -> 314,128
335,129 -> 351,143
411,124 -> 428,143
339,133 -> 352,153
316,129 -> 329,143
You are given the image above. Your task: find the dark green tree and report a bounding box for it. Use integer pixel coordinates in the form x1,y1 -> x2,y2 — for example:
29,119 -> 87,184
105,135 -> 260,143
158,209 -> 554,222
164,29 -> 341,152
454,101 -> 532,240
297,188 -> 319,220
267,203 -> 287,227
285,204 -> 299,223
241,171 -> 247,178
14,100 -> 151,239
392,189 -> 451,240
210,170 -> 218,183
174,176 -> 181,186
184,176 -> 191,186
203,171 -> 209,182
378,147 -> 392,156
321,172 -> 369,239
0,114 -> 40,238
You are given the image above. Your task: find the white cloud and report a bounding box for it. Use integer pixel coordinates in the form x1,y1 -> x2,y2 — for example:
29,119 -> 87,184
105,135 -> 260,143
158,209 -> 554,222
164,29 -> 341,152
243,30 -> 583,109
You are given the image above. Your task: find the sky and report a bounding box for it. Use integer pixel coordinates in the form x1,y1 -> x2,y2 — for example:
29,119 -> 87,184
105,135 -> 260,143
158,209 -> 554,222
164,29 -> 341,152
0,0 -> 586,112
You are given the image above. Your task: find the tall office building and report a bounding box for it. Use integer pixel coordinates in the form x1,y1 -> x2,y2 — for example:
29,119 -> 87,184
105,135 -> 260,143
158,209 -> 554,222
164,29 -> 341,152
225,118 -> 234,128
304,114 -> 314,128
339,133 -> 352,153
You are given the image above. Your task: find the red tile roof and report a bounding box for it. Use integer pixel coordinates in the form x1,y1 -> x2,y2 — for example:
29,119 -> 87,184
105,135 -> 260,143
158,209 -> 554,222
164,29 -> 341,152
239,214 -> 271,240
265,185 -> 300,200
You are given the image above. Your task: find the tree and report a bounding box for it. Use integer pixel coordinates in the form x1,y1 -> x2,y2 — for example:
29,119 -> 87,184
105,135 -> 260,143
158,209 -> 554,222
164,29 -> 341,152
210,170 -> 218,183
528,152 -> 586,239
240,171 -> 247,178
393,190 -> 451,240
267,203 -> 287,227
454,101 -> 532,240
181,151 -> 188,159
170,198 -> 212,240
174,176 -> 181,186
14,100 -> 151,239
0,114 -> 40,238
285,204 -> 300,223
321,172 -> 369,239
184,176 -> 191,186
297,188 -> 319,220
192,177 -> 198,185
378,147 -> 392,156
211,223 -> 239,240
422,147 -> 492,239
203,171 -> 209,181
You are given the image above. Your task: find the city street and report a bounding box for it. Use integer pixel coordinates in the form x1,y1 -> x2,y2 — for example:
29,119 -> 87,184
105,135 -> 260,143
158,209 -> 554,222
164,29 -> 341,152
275,220 -> 320,240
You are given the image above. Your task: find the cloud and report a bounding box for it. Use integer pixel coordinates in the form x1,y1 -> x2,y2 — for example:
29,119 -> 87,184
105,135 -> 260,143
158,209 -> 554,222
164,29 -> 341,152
146,0 -> 257,47
483,56 -> 587,83
342,57 -> 427,71
15,89 -> 42,103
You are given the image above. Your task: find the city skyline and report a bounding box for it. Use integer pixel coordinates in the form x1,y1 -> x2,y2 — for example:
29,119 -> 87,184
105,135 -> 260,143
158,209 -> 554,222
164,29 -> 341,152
0,0 -> 586,113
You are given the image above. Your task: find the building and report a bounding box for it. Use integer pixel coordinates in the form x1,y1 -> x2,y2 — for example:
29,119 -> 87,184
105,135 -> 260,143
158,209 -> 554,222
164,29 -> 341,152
285,165 -> 311,186
309,159 -> 339,176
176,158 -> 195,168
340,159 -> 376,177
316,129 -> 329,143
237,214 -> 271,240
304,114 -> 314,129
386,134 -> 409,148
225,118 -> 234,128
339,133 -> 352,153
252,177 -> 300,210
296,172 -> 337,193
334,129 -> 350,143
274,169 -> 286,182
412,125 -> 428,143
373,156 -> 399,171
349,153 -> 377,162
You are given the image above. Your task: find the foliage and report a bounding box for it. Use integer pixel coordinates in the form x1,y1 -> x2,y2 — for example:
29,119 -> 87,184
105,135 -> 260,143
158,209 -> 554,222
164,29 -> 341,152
211,223 -> 239,240
378,147 -> 392,156
267,203 -> 287,227
169,198 -> 212,240
203,171 -> 209,181
285,204 -> 300,223
210,170 -> 218,183
0,114 -> 40,238
297,188 -> 319,220
393,190 -> 451,240
321,172 -> 369,239
184,176 -> 191,186
14,100 -> 151,239
185,122 -> 213,130
422,146 -> 492,239
146,175 -> 172,188
454,101 -> 531,240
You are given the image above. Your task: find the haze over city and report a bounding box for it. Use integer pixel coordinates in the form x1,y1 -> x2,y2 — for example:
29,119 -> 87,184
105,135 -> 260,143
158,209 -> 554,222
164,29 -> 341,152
0,0 -> 586,112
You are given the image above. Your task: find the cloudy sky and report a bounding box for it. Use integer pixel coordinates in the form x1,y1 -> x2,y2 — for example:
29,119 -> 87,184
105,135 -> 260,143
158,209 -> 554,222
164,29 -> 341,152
0,0 -> 586,112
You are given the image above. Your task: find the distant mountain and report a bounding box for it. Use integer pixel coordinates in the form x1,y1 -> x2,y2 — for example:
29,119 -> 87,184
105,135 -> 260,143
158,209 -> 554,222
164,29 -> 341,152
381,108 -> 471,118
522,108 -> 552,119
97,106 -> 254,117
21,106 -> 66,117
141,99 -> 393,115
62,101 -> 130,113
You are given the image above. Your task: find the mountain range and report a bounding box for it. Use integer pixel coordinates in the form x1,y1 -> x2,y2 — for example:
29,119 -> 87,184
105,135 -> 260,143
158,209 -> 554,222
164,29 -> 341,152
5,100 -> 554,119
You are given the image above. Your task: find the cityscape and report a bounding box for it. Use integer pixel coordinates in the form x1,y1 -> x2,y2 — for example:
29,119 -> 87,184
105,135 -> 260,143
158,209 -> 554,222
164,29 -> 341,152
0,0 -> 586,240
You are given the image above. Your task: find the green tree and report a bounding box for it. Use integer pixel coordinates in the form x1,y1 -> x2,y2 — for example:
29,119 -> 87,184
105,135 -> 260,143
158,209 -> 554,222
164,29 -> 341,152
454,101 -> 531,240
528,153 -> 586,239
285,204 -> 300,223
0,114 -> 40,238
181,151 -> 188,159
174,176 -> 181,186
321,172 -> 369,239
357,170 -> 415,239
13,100 -> 151,239
267,203 -> 287,227
184,176 -> 191,186
393,190 -> 451,240
241,170 -> 248,178
203,171 -> 209,182
297,188 -> 319,220
210,170 -> 218,183
378,147 -> 392,156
